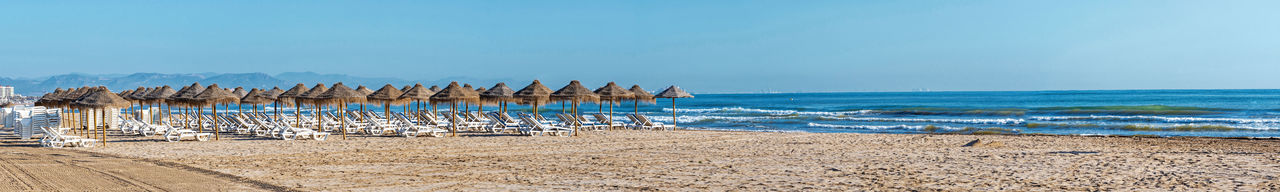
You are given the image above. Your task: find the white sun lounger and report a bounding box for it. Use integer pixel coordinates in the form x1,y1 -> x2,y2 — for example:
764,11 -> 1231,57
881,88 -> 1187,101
39,126 -> 98,148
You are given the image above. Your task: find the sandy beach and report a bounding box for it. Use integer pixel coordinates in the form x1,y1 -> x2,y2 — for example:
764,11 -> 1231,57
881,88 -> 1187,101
0,130 -> 1268,191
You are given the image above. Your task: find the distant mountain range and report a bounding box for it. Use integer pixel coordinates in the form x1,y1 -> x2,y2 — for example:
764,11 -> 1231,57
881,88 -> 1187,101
0,72 -> 501,96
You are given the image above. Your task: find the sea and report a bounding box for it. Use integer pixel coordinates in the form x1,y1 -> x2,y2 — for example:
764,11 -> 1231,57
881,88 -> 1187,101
244,89 -> 1280,137
629,89 -> 1280,137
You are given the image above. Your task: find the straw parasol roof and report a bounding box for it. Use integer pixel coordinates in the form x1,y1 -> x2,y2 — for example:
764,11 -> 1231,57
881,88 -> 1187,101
239,88 -> 273,105
429,85 -> 442,93
655,86 -> 693,98
355,85 -> 374,104
34,89 -> 60,107
398,84 -> 435,102
264,87 -> 285,99
62,87 -> 94,107
117,89 -> 133,98
429,82 -> 480,103
513,80 -> 553,105
145,85 -> 177,104
367,84 -> 405,104
300,83 -> 329,105
319,82 -> 366,105
72,87 -> 132,109
593,82 -> 634,101
277,83 -> 309,103
481,83 -> 518,103
400,85 -> 411,93
628,85 -> 655,103
128,87 -> 152,101
355,85 -> 374,95
552,80 -> 600,103
194,84 -> 241,105
169,83 -> 206,106
232,87 -> 248,98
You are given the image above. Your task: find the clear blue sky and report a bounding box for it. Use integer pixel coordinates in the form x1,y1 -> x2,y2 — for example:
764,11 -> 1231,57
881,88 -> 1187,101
2,1 -> 1278,93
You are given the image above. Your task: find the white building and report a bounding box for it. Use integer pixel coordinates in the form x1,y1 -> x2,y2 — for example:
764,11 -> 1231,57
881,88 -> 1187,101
0,86 -> 13,98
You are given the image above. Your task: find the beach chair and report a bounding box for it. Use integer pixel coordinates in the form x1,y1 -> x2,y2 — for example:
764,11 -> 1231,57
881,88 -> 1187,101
337,113 -> 369,134
486,112 -> 528,134
259,118 -> 330,141
162,124 -> 212,142
519,114 -> 570,137
634,114 -> 675,131
38,126 -> 98,148
591,113 -> 627,128
393,113 -> 447,137
574,114 -> 608,130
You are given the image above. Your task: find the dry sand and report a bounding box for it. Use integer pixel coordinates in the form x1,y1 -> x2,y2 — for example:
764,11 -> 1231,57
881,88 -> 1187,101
54,130 -> 1280,191
0,134 -> 273,191
4,129 -> 1280,191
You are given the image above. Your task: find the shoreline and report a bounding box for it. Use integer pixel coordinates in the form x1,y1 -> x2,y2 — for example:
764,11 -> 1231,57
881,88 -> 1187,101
26,129 -> 1278,191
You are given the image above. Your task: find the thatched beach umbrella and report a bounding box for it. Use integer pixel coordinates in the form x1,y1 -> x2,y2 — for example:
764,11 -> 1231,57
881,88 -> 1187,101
481,83 -> 518,114
263,87 -> 285,120
319,82 -> 365,139
429,85 -> 442,114
194,84 -> 240,140
463,84 -> 475,112
399,84 -> 434,119
430,82 -> 480,137
240,88 -> 272,119
145,86 -> 177,124
57,87 -> 84,134
277,84 -> 310,127
127,87 -> 152,120
552,80 -> 599,136
36,88 -> 63,127
594,82 -> 634,130
301,83 -> 329,131
117,89 -> 134,118
514,80 -> 553,119
367,84 -> 404,124
655,86 -> 693,129
474,87 -> 488,115
627,85 -> 655,115
72,86 -> 131,147
231,87 -> 248,114
355,85 -> 374,117
170,83 -> 206,130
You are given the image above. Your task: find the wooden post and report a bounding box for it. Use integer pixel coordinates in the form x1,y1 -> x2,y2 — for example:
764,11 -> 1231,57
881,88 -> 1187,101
100,109 -> 106,147
671,98 -> 677,129
340,103 -> 347,140
576,100 -> 581,136
316,104 -> 323,131
384,103 -> 392,124
213,105 -> 220,140
450,102 -> 458,137
608,100 -> 614,131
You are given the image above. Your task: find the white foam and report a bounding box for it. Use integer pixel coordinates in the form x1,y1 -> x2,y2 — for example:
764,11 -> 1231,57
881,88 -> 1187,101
806,122 -> 961,130
1030,115 -> 1280,124
838,117 -> 1025,125
663,107 -> 872,116
645,115 -> 769,123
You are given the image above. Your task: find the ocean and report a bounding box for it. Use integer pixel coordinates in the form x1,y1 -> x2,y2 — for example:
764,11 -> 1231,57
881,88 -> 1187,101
631,89 -> 1280,137
243,89 -> 1280,137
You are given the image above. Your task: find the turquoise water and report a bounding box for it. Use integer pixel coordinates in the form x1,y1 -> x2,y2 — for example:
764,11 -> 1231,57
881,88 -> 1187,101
236,89 -> 1280,137
631,89 -> 1280,137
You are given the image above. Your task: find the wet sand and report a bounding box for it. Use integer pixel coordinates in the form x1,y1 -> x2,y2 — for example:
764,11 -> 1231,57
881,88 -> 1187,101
44,130 -> 1280,191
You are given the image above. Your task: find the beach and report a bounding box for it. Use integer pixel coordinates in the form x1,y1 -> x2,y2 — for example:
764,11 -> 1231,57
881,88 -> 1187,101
1,130 -> 1270,191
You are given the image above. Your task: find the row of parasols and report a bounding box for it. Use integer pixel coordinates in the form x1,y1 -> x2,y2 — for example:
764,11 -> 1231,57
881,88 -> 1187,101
33,80 -> 693,145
